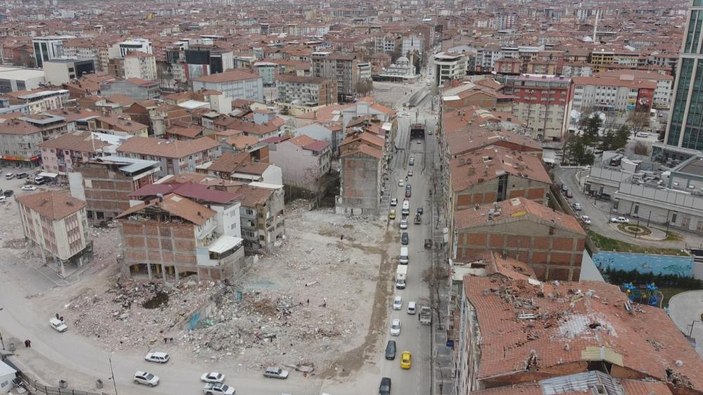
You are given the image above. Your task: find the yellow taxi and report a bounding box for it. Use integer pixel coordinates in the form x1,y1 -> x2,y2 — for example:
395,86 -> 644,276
400,351 -> 412,369
389,209 -> 396,220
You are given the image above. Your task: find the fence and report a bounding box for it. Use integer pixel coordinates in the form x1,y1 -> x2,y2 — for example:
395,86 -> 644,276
17,372 -> 106,395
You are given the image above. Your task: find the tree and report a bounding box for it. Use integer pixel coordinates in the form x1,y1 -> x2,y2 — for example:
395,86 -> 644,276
355,79 -> 373,96
600,129 -> 616,151
613,125 -> 631,149
582,115 -> 602,146
564,135 -> 595,166
423,265 -> 449,330
627,111 -> 650,132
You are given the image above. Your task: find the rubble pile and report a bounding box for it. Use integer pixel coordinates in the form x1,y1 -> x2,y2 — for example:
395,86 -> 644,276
65,279 -> 216,349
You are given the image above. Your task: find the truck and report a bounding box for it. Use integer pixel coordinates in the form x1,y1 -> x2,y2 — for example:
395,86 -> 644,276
399,246 -> 409,264
395,265 -> 408,289
419,306 -> 432,325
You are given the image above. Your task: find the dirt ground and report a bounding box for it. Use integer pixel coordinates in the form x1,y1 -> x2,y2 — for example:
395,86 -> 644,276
7,199 -> 397,378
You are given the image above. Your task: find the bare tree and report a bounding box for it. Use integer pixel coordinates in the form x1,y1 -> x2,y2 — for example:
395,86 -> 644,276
423,265 -> 449,329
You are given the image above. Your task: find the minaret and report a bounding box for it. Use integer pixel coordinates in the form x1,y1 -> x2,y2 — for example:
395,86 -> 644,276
592,10 -> 600,42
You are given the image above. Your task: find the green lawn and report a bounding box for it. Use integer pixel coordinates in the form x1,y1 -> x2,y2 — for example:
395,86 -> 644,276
588,231 -> 689,256
659,287 -> 691,307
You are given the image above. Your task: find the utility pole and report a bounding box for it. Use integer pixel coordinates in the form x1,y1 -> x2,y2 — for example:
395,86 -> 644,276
109,354 -> 119,395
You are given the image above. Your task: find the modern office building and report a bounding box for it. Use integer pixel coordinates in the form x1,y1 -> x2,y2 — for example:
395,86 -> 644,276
32,35 -> 76,68
663,0 -> 703,156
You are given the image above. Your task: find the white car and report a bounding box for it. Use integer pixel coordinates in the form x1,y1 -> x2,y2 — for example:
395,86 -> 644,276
21,185 -> 37,191
49,317 -> 67,332
390,198 -> 398,207
398,179 -> 404,187
144,351 -> 170,363
573,202 -> 582,211
203,383 -> 235,395
407,301 -> 417,315
408,169 -> 413,177
610,216 -> 629,224
580,215 -> 592,225
392,296 -> 402,310
201,372 -> 225,383
263,367 -> 289,379
134,371 -> 159,387
390,319 -> 401,336
399,219 -> 408,229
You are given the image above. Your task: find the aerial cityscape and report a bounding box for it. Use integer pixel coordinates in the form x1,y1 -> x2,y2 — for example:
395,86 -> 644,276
0,0 -> 703,394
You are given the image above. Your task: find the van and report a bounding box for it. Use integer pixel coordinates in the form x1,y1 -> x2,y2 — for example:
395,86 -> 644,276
399,246 -> 409,264
5,173 -> 15,180
407,301 -> 416,315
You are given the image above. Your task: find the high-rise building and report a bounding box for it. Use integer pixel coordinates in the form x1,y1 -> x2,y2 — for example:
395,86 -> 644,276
32,35 -> 75,68
663,0 -> 703,157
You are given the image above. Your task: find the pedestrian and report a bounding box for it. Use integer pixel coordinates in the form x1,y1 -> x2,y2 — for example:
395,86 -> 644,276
340,234 -> 344,240
163,337 -> 167,344
59,316 -> 64,322
170,337 -> 174,343
24,339 -> 31,348
55,313 -> 59,320
307,299 -> 309,305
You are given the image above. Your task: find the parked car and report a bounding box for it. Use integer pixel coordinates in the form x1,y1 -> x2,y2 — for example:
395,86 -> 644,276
392,296 -> 402,310
201,372 -> 225,383
400,351 -> 412,369
379,377 -> 392,395
0,196 -> 5,203
407,301 -> 416,315
390,198 -> 397,207
399,219 -> 408,230
580,215 -> 592,225
388,209 -> 396,220
21,185 -> 37,192
134,371 -> 159,387
398,179 -> 404,187
390,319 -> 401,336
573,202 -> 582,211
407,169 -> 413,177
263,367 -> 289,379
49,317 -> 67,332
4,172 -> 15,180
424,239 -> 432,249
16,172 -> 28,179
385,340 -> 397,360
416,207 -> 423,215
610,216 -> 629,224
566,190 -> 573,198
203,383 -> 235,395
3,190 -> 13,197
401,232 -> 409,245
144,351 -> 170,363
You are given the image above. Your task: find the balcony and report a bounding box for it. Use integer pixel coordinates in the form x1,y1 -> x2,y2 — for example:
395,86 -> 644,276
196,235 -> 244,267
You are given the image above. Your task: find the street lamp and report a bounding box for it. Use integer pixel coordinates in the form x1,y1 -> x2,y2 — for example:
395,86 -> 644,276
108,353 -> 119,395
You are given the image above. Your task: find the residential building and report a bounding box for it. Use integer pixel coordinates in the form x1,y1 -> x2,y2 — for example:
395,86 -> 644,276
499,74 -> 570,141
253,62 -> 278,86
123,52 -> 157,81
93,115 -> 149,137
0,113 -> 69,167
311,51 -> 363,101
276,74 -> 337,107
597,69 -> 673,110
117,192 -> 244,281
32,35 -> 75,68
99,78 -> 160,100
224,183 -> 285,252
337,131 -> 385,215
110,39 -> 152,59
292,123 -> 343,156
17,191 -> 90,265
453,197 -> 586,281
4,89 -> 70,114
0,66 -> 46,93
39,131 -> 112,177
434,52 -> 468,86
116,136 -> 220,177
205,151 -> 283,185
43,59 -> 96,85
267,135 -> 332,194
454,271 -> 703,395
213,112 -> 285,141
664,0 -> 703,154
192,70 -> 263,102
567,75 -> 656,124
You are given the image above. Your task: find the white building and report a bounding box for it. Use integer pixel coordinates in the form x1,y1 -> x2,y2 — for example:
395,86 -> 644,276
0,361 -> 16,394
433,52 -> 468,86
17,191 -> 90,264
0,66 -> 46,93
124,52 -> 157,81
109,38 -> 153,59
267,135 -> 331,192
32,35 -> 76,67
192,70 -> 263,101
43,59 -> 96,85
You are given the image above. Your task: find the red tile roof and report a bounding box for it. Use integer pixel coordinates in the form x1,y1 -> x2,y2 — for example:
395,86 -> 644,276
17,191 -> 85,220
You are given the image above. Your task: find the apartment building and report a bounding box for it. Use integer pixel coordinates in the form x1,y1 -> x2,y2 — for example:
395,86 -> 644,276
117,192 -> 244,281
40,131 -> 112,177
93,115 -> 149,137
3,89 -> 70,115
433,52 -> 468,86
453,197 -> 585,281
568,75 -> 656,121
116,136 -> 220,177
337,131 -> 385,215
69,156 -> 160,223
597,69 -> 673,109
454,270 -> 703,395
0,114 -> 69,167
267,135 -> 331,194
224,183 -> 285,253
276,74 -> 337,107
192,70 -> 263,102
17,191 -> 90,265
311,51 -> 363,102
123,51 -> 157,81
500,74 -> 570,141
99,78 -> 160,100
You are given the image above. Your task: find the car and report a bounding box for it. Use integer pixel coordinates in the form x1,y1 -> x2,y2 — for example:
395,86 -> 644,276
3,190 -> 13,197
409,156 -> 415,166
263,367 -> 289,379
390,319 -> 401,336
416,140 -> 421,144
388,209 -> 396,220
399,219 -> 408,229
573,202 -> 582,211
398,179 -> 404,187
16,172 -> 28,179
408,169 -> 413,177
0,196 -> 5,203
144,351 -> 170,363
416,207 -> 423,215
379,377 -> 391,395
610,216 -> 629,224
4,172 -> 14,180
49,317 -> 67,332
393,296 -> 402,310
134,371 -> 159,387
203,383 -> 235,395
405,186 -> 411,198
385,340 -> 397,360
201,372 -> 225,383
400,351 -> 412,369
401,232 -> 409,245
390,198 -> 398,207
566,190 -> 573,198
407,301 -> 416,315
580,215 -> 592,224
424,239 -> 432,249
21,185 -> 37,192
